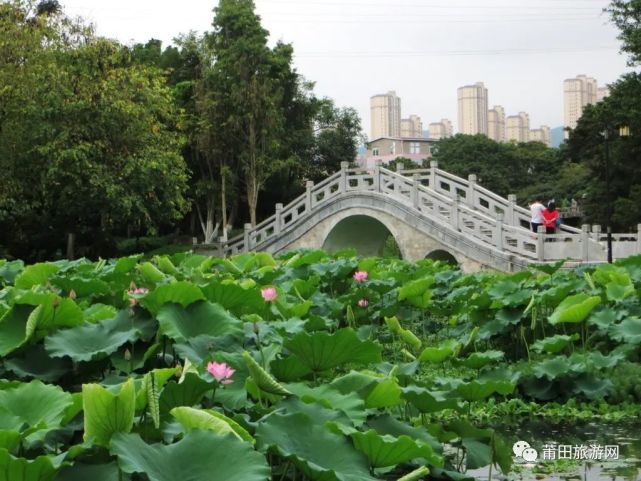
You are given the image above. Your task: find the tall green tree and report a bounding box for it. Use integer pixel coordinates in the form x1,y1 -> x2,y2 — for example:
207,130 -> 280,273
0,1 -> 189,259
606,0 -> 641,65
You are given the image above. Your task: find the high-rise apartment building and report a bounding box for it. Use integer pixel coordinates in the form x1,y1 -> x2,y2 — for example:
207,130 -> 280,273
370,91 -> 401,140
457,82 -> 488,135
401,114 -> 423,138
487,105 -> 505,142
428,119 -> 453,140
563,75 -> 598,138
506,112 -> 530,143
597,86 -> 610,102
530,126 -> 551,147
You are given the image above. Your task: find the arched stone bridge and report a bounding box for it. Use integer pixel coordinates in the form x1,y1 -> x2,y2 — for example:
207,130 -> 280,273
196,161 -> 641,272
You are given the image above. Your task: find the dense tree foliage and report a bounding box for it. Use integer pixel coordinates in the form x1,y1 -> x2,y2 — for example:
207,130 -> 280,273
0,0 -> 364,259
606,0 -> 641,65
430,135 -> 584,208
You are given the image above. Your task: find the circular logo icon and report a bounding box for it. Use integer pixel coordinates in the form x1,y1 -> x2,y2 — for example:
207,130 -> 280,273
522,447 -> 538,462
513,440 -> 530,457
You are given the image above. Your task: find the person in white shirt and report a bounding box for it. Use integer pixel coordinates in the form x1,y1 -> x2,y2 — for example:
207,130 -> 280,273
530,198 -> 545,233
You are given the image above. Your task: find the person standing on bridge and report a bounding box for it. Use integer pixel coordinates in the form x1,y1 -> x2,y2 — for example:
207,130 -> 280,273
543,201 -> 559,234
529,198 -> 545,233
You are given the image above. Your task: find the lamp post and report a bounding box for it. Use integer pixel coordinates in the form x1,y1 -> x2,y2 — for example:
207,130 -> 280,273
603,125 -> 630,264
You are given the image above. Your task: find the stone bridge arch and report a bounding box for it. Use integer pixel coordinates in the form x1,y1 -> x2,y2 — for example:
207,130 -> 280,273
321,214 -> 400,257
258,193 -> 488,272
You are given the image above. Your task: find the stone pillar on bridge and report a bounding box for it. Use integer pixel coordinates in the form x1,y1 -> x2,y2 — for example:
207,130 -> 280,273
373,160 -> 382,192
244,223 -> 252,251
467,174 -> 477,208
305,181 -> 314,211
340,161 -> 349,193
537,225 -> 546,261
591,225 -> 602,242
637,224 -> 641,254
274,203 -> 283,235
429,160 -> 438,190
581,224 -> 590,261
450,196 -> 460,230
411,173 -> 420,209
495,213 -> 504,250
507,194 -> 517,226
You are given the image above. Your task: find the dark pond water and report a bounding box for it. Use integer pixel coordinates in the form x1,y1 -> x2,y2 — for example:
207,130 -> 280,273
467,419 -> 641,481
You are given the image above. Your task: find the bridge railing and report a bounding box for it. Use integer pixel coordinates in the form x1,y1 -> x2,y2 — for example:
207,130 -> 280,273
203,161 -> 637,264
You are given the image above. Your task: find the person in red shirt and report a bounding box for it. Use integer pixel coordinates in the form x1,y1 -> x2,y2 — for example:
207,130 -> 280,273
542,201 -> 559,234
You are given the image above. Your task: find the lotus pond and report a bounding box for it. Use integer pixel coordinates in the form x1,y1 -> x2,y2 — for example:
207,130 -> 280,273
0,250 -> 640,481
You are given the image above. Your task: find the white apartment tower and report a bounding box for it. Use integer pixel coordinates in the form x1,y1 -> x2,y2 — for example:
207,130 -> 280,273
506,112 -> 530,143
371,91 -> 401,139
401,114 -> 423,138
487,105 -> 505,142
530,126 -> 551,147
457,82 -> 488,135
563,75 -> 598,138
428,119 -> 453,140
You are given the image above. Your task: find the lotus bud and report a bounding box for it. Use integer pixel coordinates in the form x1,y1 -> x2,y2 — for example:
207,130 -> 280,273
69,289 -> 77,299
124,348 -> 132,361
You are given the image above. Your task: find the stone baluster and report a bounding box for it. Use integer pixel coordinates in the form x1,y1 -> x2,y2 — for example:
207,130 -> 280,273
373,159 -> 382,192
507,194 -> 517,227
451,196 -> 460,230
591,225 -> 602,242
495,213 -> 504,250
637,224 -> 641,255
429,160 -> 438,190
411,173 -> 420,209
467,174 -> 477,208
340,161 -> 348,193
274,203 -> 283,234
537,225 -> 546,261
244,223 -> 252,251
305,181 -> 314,210
581,224 -> 590,261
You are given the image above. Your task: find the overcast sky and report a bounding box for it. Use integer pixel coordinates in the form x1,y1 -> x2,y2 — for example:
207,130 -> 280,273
60,0 -> 633,136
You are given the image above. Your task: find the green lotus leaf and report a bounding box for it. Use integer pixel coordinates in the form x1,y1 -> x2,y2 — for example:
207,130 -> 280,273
0,260 -> 24,285
284,383 -> 366,426
156,301 -> 242,342
456,380 -> 514,402
519,376 -> 558,401
83,378 -> 135,447
285,249 -> 328,267
588,308 -> 619,330
111,431 -> 270,481
137,262 -> 166,284
170,406 -> 253,443
399,328 -> 422,350
56,462 -> 121,481
530,334 -> 578,354
27,298 -> 84,336
141,282 -> 205,315
14,263 -> 59,289
0,430 -> 20,451
158,373 -> 211,417
4,344 -> 70,382
0,449 -> 62,481
243,352 -> 290,396
548,293 -> 601,325
401,386 -> 463,413
350,429 -> 441,468
0,304 -> 35,356
609,318 -> 641,344
270,355 -> 313,382
256,412 -> 377,481
200,281 -> 265,316
606,281 -> 635,302
462,439 -> 492,469
367,415 -> 441,452
330,370 -> 382,397
532,357 -> 575,380
365,378 -> 402,409
0,380 -> 72,431
457,350 -> 504,370
50,276 -> 111,298
45,311 -> 142,362
153,256 -> 180,277
397,466 -> 430,481
284,328 -> 382,373
572,375 -> 613,400
384,316 -> 402,334
418,340 -> 459,364
114,255 -> 143,274
291,276 -> 320,299
398,277 -> 434,308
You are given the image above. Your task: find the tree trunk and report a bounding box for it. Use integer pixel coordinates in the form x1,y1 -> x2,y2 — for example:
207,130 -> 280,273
66,232 -> 75,260
221,166 -> 228,240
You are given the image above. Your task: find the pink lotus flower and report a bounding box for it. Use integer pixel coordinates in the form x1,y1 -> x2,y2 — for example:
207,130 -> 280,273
353,271 -> 368,282
261,287 -> 277,302
127,287 -> 149,306
207,361 -> 235,384
358,298 -> 369,308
